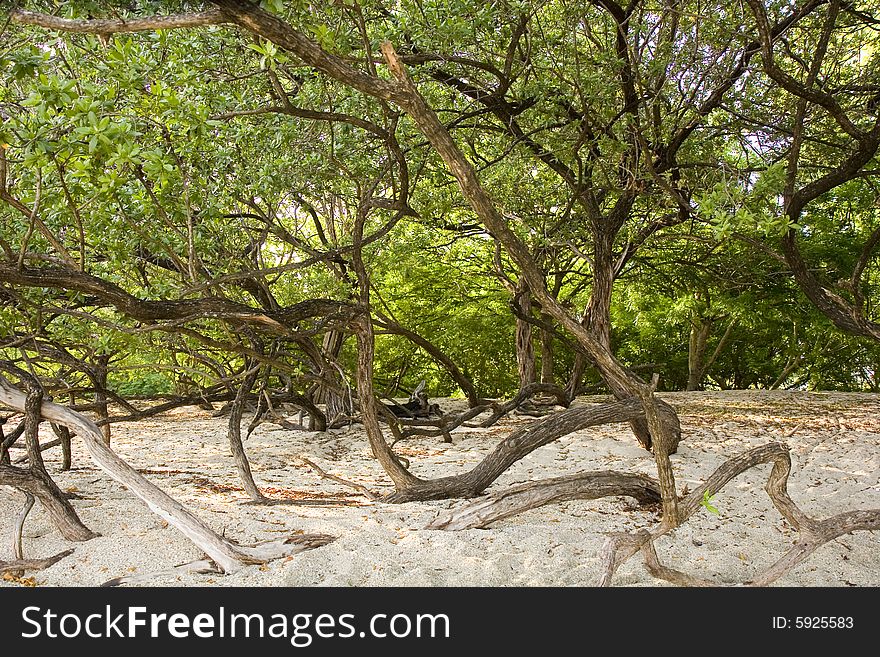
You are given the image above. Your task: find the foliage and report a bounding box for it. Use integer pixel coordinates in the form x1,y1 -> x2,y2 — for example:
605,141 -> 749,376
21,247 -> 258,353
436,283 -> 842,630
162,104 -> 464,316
3,0 -> 880,405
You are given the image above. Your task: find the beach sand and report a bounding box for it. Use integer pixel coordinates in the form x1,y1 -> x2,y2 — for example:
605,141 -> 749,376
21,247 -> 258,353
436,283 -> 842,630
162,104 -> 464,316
2,390 -> 878,587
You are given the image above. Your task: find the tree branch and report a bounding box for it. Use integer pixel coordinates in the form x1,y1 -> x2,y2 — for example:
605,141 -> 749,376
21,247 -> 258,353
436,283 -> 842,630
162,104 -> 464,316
10,8 -> 228,33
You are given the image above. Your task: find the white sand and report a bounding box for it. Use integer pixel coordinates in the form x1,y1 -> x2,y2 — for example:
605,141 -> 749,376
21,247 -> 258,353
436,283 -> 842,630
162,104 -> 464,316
1,390 -> 878,586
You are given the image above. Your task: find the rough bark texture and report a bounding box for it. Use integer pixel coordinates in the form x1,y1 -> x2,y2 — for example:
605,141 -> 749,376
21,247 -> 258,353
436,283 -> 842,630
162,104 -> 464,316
51,422 -> 72,470
426,471 -> 660,530
385,398 -> 648,502
598,441 -> 880,586
227,365 -> 266,502
515,283 -> 537,389
0,464 -> 96,541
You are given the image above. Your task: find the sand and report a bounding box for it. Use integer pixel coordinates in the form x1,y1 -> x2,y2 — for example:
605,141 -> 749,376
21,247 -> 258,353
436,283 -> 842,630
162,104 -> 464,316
1,390 -> 878,587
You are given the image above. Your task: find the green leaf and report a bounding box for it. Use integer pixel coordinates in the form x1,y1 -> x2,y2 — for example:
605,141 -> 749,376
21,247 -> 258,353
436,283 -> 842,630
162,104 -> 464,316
701,490 -> 720,516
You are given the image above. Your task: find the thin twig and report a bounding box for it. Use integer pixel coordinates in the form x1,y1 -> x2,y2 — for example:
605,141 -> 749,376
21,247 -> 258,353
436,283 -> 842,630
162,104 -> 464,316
299,456 -> 380,500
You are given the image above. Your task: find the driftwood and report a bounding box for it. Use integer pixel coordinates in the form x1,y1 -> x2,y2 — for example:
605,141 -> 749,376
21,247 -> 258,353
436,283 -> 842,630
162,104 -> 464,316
393,383 -> 571,444
426,471 -> 660,530
299,456 -> 380,501
596,442 -> 880,586
384,398 -> 648,502
101,533 -> 334,586
0,375 -> 334,574
0,549 -> 74,575
477,383 -> 571,428
381,380 -> 443,420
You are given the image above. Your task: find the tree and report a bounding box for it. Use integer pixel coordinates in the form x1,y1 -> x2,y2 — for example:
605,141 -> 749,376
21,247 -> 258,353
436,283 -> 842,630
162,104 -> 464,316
1,0 -> 878,585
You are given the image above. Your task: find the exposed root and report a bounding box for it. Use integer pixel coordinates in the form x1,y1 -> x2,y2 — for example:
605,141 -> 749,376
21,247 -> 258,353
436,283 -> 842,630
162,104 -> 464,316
426,471 -> 660,530
0,548 -> 74,574
598,441 -> 880,586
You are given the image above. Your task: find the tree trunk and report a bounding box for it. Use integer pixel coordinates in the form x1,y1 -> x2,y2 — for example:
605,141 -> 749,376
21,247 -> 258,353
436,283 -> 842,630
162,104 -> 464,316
227,364 -> 266,501
94,353 -> 111,445
566,353 -> 589,398
314,330 -> 352,422
0,464 -> 97,541
584,238 -> 674,451
687,319 -> 712,391
515,282 -> 537,388
52,422 -> 72,470
540,313 -> 555,385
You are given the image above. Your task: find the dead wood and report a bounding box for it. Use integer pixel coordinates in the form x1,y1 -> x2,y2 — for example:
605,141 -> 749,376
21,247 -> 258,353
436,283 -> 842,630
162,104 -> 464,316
385,398 -> 647,502
477,383 -> 571,428
299,456 -> 380,501
0,549 -> 74,574
597,441 -> 880,586
426,471 -> 660,530
0,375 -> 334,574
392,383 -> 573,446
392,403 -> 493,443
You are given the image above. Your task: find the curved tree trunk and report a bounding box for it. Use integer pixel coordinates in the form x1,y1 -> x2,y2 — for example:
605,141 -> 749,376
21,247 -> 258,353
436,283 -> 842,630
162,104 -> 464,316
227,363 -> 266,501
374,312 -> 483,407
0,464 -> 96,541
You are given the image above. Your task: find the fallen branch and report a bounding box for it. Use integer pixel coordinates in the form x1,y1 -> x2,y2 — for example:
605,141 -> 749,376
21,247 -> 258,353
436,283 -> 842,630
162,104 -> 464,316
426,471 -> 660,530
598,441 -> 880,586
0,375 -> 333,574
101,533 -> 334,586
0,549 -> 74,574
299,456 -> 380,501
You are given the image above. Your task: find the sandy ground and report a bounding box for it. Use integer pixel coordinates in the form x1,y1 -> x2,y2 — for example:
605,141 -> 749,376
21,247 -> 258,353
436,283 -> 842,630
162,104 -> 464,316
1,390 -> 878,587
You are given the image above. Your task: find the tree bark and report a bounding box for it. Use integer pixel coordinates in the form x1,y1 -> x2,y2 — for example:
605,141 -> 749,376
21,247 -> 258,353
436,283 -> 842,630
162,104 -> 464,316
540,313 -> 555,385
94,354 -> 111,446
687,319 -> 712,391
426,471 -> 660,530
227,364 -> 266,502
515,282 -> 537,388
52,422 -> 72,470
0,464 -> 96,541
